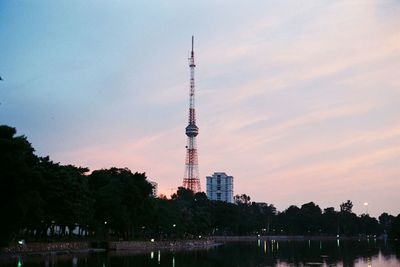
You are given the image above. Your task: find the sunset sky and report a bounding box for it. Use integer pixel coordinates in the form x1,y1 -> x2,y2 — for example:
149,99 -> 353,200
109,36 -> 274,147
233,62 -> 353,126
1,1 -> 399,217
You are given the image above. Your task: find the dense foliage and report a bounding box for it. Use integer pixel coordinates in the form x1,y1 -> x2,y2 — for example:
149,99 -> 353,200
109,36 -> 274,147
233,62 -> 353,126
1,125 -> 400,247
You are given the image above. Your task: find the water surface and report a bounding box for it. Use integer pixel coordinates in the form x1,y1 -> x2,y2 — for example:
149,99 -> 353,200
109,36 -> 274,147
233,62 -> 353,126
2,240 -> 400,267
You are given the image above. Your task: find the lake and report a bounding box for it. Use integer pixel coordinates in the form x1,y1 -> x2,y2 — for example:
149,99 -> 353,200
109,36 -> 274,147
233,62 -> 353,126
1,239 -> 400,267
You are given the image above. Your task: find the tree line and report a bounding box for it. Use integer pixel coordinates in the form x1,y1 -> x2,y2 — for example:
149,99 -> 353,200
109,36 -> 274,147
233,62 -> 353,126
1,125 -> 400,247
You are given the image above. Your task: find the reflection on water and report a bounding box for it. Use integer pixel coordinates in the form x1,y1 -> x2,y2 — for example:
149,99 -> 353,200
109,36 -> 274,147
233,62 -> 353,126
1,240 -> 400,267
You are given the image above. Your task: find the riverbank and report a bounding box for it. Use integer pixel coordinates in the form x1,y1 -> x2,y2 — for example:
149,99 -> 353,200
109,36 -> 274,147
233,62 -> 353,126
1,241 -> 104,259
1,235 -> 383,258
212,235 -> 383,242
0,239 -> 219,259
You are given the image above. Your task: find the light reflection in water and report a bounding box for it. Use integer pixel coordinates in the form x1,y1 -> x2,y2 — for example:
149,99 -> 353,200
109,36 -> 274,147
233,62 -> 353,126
5,240 -> 400,267
263,240 -> 267,254
258,239 -> 260,247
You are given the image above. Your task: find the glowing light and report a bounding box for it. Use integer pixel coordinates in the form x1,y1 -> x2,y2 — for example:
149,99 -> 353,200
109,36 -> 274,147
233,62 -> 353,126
264,240 -> 267,254
364,202 -> 369,214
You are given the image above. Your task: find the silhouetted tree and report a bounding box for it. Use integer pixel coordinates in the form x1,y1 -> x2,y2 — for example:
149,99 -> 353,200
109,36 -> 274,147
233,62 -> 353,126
379,212 -> 395,235
89,168 -> 153,239
1,125 -> 396,246
234,194 -> 251,205
0,126 -> 42,246
340,200 -> 353,213
389,214 -> 400,239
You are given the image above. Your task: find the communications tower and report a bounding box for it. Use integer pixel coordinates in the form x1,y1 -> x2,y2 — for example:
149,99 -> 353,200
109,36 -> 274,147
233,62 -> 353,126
183,36 -> 201,193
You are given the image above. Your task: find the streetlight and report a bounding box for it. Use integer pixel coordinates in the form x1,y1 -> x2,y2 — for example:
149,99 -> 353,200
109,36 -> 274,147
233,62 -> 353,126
364,202 -> 368,215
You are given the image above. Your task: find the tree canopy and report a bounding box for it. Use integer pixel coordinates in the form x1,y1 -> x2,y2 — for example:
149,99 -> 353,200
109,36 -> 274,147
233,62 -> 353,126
1,124 -> 400,246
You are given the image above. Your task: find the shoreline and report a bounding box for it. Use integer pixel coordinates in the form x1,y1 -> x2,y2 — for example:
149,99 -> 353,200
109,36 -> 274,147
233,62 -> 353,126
212,235 -> 383,242
0,235 -> 384,259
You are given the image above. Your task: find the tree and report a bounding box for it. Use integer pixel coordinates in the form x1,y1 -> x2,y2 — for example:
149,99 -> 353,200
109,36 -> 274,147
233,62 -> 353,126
89,168 -> 153,239
340,200 -> 353,213
280,205 -> 301,234
0,126 -> 43,246
38,157 -> 92,236
389,214 -> 400,239
171,187 -> 195,202
299,202 -> 322,234
338,201 -> 358,235
322,207 -> 338,234
234,194 -> 251,205
379,212 -> 395,235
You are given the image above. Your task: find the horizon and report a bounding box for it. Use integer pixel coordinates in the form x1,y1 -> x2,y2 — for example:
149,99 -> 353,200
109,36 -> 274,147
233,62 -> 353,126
1,1 -> 399,218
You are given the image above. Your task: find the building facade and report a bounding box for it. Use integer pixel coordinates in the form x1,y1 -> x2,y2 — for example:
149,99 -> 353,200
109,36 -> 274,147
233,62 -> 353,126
206,172 -> 233,203
149,181 -> 158,197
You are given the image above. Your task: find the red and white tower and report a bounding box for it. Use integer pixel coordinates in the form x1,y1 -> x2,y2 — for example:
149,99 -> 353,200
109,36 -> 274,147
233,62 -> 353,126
183,36 -> 201,193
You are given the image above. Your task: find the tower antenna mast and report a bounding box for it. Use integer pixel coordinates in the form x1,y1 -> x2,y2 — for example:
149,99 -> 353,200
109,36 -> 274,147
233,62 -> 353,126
183,36 -> 201,193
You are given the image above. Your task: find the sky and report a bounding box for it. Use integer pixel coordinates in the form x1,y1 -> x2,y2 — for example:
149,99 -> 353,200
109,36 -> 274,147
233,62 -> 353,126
1,1 -> 399,217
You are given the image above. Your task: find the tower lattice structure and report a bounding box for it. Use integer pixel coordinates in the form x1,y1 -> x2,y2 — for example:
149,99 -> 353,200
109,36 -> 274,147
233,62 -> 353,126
183,36 -> 201,193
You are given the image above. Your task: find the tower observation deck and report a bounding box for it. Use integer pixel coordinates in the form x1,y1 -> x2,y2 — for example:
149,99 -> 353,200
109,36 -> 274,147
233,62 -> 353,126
183,36 -> 201,193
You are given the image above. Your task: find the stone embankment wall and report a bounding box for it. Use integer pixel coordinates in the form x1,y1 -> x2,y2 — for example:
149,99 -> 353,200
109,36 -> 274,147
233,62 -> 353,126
2,239 -> 216,255
108,239 -> 216,251
211,235 -> 375,241
3,241 -> 90,254
212,236 -> 309,242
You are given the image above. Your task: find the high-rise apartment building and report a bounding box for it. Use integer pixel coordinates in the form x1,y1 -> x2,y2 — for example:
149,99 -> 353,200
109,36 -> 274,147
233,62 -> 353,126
206,172 -> 233,203
149,181 -> 158,197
